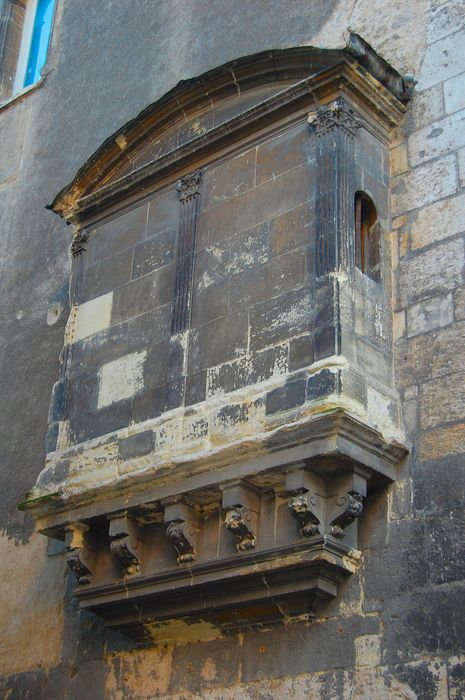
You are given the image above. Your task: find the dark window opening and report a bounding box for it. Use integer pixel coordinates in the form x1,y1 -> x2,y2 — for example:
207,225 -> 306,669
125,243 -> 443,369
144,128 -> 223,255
355,191 -> 380,281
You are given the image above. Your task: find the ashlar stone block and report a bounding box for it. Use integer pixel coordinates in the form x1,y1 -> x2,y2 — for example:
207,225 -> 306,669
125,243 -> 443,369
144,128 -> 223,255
98,350 -> 146,408
407,293 -> 454,337
74,292 -> 113,341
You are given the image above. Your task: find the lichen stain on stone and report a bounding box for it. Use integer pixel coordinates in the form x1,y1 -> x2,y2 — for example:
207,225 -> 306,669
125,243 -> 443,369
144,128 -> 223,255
105,644 -> 172,700
145,618 -> 224,645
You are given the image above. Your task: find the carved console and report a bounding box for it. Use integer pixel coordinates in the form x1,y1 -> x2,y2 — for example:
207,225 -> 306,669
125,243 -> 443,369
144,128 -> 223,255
21,37 -> 411,644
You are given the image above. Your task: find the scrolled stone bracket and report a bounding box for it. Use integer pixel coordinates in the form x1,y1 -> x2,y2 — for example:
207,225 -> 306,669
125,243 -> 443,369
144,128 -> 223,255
108,511 -> 145,577
65,522 -> 95,586
222,481 -> 259,553
325,468 -> 368,541
285,463 -> 324,538
163,498 -> 197,564
329,491 -> 364,539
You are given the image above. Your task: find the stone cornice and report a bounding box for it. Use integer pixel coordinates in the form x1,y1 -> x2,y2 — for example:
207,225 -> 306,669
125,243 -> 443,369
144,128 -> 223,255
49,40 -> 409,226
21,408 -> 408,535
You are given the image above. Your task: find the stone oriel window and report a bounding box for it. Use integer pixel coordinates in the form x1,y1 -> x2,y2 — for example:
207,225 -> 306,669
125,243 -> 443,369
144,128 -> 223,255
21,36 -> 411,643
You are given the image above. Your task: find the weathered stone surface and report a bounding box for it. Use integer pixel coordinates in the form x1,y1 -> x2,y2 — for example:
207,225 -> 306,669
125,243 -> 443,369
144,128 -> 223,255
249,286 -> 312,350
407,292 -> 454,337
392,154 -> 458,215
420,371 -> 465,430
444,71 -> 465,115
408,109 -> 465,167
89,203 -> 148,259
418,28 -> 465,91
459,146 -> 465,188
411,192 -> 465,250
256,121 -> 311,185
188,311 -> 248,373
131,228 -> 176,279
398,238 -> 464,307
98,350 -> 146,408
202,149 -> 256,210
207,345 -> 287,397
80,248 -> 132,304
265,375 -> 306,414
118,430 -> 154,460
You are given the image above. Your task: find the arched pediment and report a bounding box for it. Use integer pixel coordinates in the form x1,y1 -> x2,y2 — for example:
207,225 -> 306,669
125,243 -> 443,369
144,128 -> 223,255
50,35 -> 412,222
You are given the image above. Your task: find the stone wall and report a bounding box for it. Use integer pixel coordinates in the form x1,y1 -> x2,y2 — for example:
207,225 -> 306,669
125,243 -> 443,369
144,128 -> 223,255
1,1 -> 464,698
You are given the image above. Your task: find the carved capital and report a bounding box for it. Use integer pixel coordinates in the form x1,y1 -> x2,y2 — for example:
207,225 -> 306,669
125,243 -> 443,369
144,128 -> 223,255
176,170 -> 203,201
108,512 -> 144,577
65,523 -> 95,586
224,506 -> 256,552
329,491 -> 364,539
166,520 -> 196,564
308,98 -> 361,137
71,229 -> 89,257
288,493 -> 320,537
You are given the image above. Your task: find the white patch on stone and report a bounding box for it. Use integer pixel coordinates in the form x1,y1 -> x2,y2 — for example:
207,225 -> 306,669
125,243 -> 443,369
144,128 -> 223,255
75,292 -> 113,341
367,386 -> 397,438
98,350 -> 146,409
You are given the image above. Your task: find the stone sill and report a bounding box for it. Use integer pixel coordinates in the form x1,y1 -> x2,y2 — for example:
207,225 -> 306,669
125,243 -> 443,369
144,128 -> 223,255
0,78 -> 44,112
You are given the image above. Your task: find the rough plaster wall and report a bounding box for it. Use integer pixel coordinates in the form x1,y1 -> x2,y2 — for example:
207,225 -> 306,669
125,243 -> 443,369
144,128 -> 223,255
0,0 -> 464,698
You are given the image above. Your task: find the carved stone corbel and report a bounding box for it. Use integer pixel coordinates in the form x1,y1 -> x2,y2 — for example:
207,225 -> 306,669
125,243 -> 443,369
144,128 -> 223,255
163,499 -> 197,564
65,522 -> 95,586
288,493 -> 320,537
222,482 -> 259,552
108,511 -> 144,576
326,468 -> 368,541
224,505 -> 256,551
285,464 -> 324,538
329,491 -> 364,539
